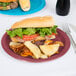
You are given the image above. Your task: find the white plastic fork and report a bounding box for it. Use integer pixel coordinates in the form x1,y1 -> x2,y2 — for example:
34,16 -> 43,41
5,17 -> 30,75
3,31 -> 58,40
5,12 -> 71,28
62,23 -> 76,53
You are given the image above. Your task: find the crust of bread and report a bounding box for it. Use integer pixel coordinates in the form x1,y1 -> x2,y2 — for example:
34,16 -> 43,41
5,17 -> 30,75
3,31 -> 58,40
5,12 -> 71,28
11,16 -> 55,29
19,0 -> 30,11
0,0 -> 17,2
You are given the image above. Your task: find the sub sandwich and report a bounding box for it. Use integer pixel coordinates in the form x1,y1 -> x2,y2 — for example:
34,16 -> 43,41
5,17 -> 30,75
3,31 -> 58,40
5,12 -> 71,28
0,0 -> 18,10
6,16 -> 64,59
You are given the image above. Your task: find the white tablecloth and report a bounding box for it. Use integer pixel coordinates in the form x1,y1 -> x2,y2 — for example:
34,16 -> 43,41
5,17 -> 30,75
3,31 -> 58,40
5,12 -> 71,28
0,0 -> 76,76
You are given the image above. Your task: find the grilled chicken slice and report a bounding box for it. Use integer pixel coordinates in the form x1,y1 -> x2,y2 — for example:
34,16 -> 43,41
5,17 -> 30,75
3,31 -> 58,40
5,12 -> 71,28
11,37 -> 25,42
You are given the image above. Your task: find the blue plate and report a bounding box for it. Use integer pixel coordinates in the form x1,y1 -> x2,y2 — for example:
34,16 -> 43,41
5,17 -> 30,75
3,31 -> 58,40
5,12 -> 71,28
0,0 -> 46,16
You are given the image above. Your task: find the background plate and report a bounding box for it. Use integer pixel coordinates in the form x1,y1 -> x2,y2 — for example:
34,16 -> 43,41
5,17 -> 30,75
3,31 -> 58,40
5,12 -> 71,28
0,0 -> 46,16
1,28 -> 70,63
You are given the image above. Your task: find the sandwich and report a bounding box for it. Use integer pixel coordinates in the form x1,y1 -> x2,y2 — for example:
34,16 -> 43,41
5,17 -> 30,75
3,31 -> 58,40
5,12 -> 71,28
0,0 -> 18,10
6,16 -> 64,59
19,0 -> 31,11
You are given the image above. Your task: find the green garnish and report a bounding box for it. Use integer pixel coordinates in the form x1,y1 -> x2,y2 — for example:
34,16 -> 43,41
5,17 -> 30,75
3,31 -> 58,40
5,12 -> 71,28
6,25 -> 58,38
2,3 -> 7,7
51,25 -> 58,33
23,28 -> 36,35
6,28 -> 23,38
0,2 -> 2,6
3,7 -> 7,10
0,2 -> 11,7
36,27 -> 52,37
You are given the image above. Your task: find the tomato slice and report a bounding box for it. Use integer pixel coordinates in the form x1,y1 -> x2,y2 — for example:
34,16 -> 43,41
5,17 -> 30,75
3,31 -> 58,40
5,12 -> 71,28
18,33 -> 56,41
52,33 -> 57,35
22,34 -> 39,41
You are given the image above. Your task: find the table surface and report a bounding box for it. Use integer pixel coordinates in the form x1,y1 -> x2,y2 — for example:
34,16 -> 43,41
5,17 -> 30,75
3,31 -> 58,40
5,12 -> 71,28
0,0 -> 76,76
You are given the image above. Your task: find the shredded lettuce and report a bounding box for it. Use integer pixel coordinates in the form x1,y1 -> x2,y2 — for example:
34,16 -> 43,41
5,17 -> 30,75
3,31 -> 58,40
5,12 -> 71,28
23,28 -> 36,35
51,25 -> 58,33
6,30 -> 16,37
36,27 -> 52,37
6,28 -> 23,38
6,25 -> 58,38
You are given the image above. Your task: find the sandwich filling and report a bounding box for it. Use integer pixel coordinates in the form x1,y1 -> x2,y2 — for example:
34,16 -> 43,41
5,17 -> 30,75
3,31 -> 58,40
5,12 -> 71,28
7,25 -> 57,41
0,1 -> 18,10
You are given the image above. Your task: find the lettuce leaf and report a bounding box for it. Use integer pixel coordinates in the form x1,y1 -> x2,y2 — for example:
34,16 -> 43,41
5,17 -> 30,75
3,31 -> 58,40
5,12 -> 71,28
6,28 -> 23,38
6,25 -> 58,38
51,25 -> 58,33
14,28 -> 23,38
23,28 -> 36,35
37,28 -> 52,37
6,30 -> 16,37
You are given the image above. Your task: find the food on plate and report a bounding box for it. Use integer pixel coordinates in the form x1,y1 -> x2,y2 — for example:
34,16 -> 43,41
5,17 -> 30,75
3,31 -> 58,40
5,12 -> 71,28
19,0 -> 30,11
6,16 -> 64,59
0,0 -> 18,10
54,41 -> 64,46
24,41 -> 41,59
44,40 -> 53,45
0,0 -> 31,11
39,44 -> 60,56
10,42 -> 33,56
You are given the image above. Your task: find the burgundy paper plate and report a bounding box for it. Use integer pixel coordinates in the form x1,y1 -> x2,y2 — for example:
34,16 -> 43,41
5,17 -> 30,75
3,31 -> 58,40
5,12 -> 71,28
1,28 -> 70,63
